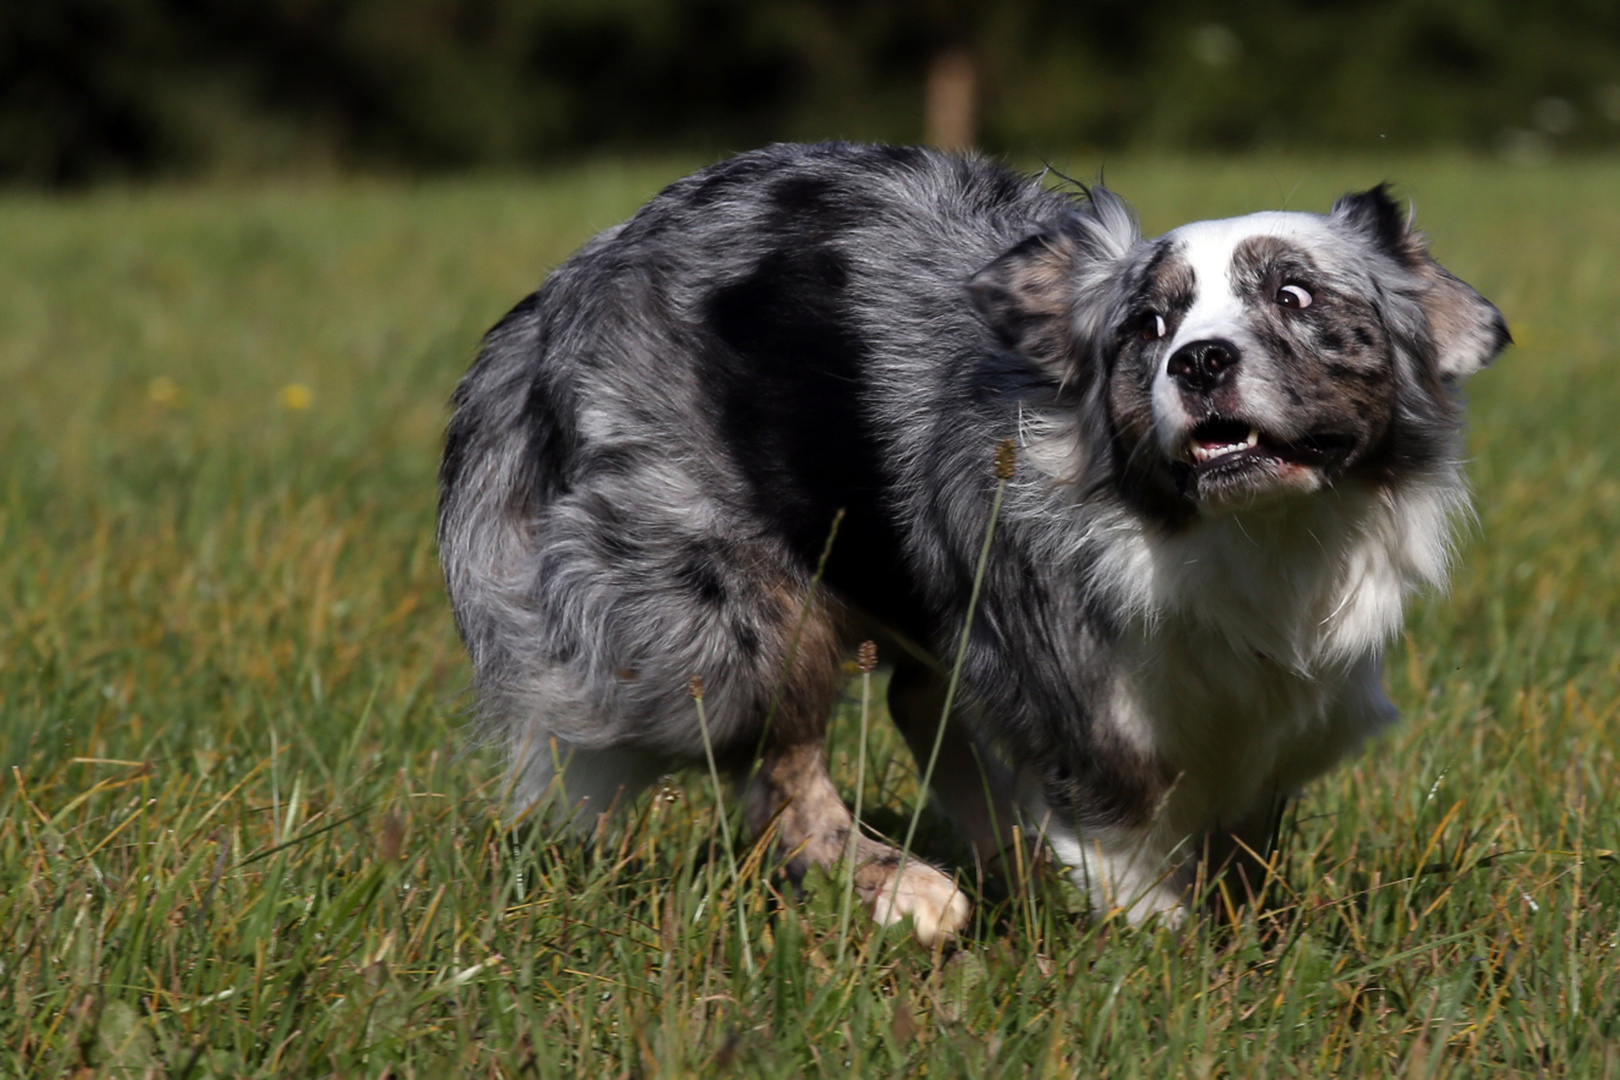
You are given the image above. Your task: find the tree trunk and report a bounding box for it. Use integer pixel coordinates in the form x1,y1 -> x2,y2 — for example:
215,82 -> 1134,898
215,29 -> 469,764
924,46 -> 977,150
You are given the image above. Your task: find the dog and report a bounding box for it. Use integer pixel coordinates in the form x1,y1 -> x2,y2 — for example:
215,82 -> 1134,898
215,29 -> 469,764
438,143 -> 1507,943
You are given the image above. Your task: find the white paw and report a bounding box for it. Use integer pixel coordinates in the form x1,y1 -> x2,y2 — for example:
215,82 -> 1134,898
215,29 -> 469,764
1114,887 -> 1189,927
871,862 -> 971,945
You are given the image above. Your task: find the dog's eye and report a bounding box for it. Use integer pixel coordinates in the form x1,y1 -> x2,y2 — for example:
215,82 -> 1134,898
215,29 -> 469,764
1139,313 -> 1167,341
1277,284 -> 1313,309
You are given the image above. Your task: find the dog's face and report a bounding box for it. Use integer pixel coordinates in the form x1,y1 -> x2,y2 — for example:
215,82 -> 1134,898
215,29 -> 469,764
971,186 -> 1509,515
1125,213 -> 1409,508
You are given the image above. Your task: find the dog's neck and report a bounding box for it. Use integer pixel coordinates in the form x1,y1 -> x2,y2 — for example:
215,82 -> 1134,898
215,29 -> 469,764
1100,471 -> 1466,673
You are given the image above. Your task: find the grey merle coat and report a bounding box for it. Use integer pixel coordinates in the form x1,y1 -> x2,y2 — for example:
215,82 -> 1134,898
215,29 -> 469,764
438,142 -> 1507,941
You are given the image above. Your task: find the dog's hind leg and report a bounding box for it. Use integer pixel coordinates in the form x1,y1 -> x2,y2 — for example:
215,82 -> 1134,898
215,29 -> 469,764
740,612 -> 970,945
745,739 -> 971,945
525,740 -> 668,834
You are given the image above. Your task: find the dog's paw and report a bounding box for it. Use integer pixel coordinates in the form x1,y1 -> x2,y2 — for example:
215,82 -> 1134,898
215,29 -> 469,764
870,861 -> 971,945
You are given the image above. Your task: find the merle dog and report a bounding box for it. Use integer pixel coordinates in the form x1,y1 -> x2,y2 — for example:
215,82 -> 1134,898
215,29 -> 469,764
439,143 -> 1507,942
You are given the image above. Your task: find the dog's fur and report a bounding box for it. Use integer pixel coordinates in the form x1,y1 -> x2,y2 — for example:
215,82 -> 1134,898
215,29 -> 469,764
438,143 -> 1508,941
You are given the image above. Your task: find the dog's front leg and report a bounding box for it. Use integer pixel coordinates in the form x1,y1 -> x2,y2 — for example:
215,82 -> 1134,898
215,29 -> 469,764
886,660 -> 1024,874
1195,793 -> 1291,916
743,739 -> 970,945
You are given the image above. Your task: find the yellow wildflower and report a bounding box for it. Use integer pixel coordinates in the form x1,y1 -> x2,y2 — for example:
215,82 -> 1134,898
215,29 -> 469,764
278,383 -> 313,411
148,376 -> 181,407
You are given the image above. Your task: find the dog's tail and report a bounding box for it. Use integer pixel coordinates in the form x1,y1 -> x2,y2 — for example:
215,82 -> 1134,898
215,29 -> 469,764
437,286 -> 575,721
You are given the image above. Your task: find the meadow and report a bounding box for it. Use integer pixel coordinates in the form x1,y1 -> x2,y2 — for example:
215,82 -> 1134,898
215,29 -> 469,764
2,154 -> 1617,1078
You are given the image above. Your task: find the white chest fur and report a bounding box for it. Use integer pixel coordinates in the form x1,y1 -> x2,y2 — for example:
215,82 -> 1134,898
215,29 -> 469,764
1034,476 -> 1464,921
1115,479 -> 1456,803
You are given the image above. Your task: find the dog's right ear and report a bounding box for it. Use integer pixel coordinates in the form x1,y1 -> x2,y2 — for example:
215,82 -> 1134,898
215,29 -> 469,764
968,187 -> 1139,370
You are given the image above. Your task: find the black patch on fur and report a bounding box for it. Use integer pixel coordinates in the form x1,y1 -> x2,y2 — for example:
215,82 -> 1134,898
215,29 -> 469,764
955,156 -> 1034,212
771,174 -> 848,223
1332,184 -> 1414,266
969,348 -> 1065,406
681,152 -> 777,208
1107,434 -> 1197,530
768,174 -> 837,220
519,378 -> 578,502
1046,755 -> 1165,831
675,541 -> 730,608
1488,313 -> 1514,353
701,246 -> 930,637
440,290 -> 555,503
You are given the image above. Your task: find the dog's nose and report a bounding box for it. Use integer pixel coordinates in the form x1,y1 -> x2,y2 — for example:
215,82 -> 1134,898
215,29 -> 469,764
1166,339 -> 1239,393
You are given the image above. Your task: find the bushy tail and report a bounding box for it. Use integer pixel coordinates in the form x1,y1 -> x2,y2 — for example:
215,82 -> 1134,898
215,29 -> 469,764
437,292 -> 567,724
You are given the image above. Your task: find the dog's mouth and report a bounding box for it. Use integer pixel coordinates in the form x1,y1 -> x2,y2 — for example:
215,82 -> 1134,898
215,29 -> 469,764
1184,417 -> 1356,476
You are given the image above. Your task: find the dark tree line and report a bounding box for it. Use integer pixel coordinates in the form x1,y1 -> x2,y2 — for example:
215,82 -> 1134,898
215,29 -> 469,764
3,0 -> 1619,185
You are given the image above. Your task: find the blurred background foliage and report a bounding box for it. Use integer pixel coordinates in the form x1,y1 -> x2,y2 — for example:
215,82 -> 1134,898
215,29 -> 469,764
4,0 -> 1620,185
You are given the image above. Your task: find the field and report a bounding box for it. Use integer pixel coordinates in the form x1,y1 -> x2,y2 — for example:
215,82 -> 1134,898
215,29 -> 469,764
2,155 -> 1617,1078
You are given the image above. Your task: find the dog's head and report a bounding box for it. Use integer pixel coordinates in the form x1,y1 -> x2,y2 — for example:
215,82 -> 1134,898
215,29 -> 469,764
970,185 -> 1509,515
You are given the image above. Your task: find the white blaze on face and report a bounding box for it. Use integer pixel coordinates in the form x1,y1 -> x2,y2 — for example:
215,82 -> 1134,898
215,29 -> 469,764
1149,212 -> 1326,457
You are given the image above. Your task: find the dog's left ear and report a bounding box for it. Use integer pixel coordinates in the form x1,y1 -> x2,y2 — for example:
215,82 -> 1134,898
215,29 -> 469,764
1332,185 -> 1510,381
969,185 -> 1140,372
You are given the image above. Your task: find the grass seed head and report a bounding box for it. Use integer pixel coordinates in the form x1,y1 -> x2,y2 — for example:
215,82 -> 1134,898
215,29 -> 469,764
994,437 -> 1018,480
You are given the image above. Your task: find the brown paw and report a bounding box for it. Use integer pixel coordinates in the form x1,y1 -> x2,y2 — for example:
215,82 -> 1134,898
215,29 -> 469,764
870,860 -> 971,945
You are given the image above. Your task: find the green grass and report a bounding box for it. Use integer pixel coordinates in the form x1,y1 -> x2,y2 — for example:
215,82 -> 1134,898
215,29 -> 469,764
3,154 -> 1618,1078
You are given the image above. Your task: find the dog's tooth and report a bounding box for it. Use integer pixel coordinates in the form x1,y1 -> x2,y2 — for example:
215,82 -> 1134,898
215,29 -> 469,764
1189,428 -> 1259,465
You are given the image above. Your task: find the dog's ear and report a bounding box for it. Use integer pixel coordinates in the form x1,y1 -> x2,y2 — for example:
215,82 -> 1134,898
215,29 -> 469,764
1332,185 -> 1510,381
969,186 -> 1139,370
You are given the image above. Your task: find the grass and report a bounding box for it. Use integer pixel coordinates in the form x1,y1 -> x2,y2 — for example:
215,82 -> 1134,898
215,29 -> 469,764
2,153 -> 1618,1078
